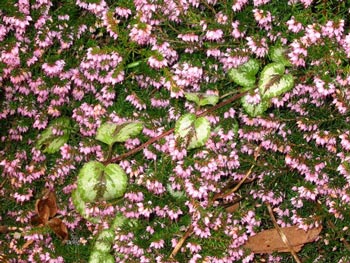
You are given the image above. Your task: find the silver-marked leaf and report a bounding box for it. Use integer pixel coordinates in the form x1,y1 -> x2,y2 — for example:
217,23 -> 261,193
228,59 -> 260,88
77,161 -> 104,203
188,117 -> 211,149
167,184 -> 186,200
113,122 -> 143,142
89,251 -> 114,263
175,113 -> 196,138
239,59 -> 260,75
36,117 -> 70,153
259,63 -> 294,99
76,161 -> 128,203
93,229 -> 114,253
103,164 -> 128,200
262,74 -> 294,99
199,94 -> 219,106
228,70 -> 256,88
185,92 -> 219,106
258,63 -> 285,97
71,190 -> 100,223
96,121 -> 143,146
95,122 -> 118,146
241,95 -> 270,117
270,46 -> 292,66
184,93 -> 200,105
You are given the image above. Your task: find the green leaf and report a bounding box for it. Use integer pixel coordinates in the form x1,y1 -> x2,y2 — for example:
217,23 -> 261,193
76,161 -> 128,203
239,58 -> 260,75
89,251 -> 114,263
184,93 -> 200,105
77,161 -> 104,203
103,164 -> 128,200
185,92 -> 219,106
95,122 -> 118,146
36,117 -> 70,153
111,213 -> 127,229
71,190 -> 100,223
96,121 -> 143,146
93,229 -> 114,253
228,59 -> 260,88
241,95 -> 270,117
175,113 -> 196,138
167,184 -> 186,200
269,46 -> 292,66
113,122 -> 143,142
175,114 -> 211,149
188,117 -> 211,149
262,74 -> 294,99
258,63 -> 294,99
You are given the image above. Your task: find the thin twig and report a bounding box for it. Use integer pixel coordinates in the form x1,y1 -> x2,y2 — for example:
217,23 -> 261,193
169,225 -> 194,259
213,145 -> 261,201
266,203 -> 302,263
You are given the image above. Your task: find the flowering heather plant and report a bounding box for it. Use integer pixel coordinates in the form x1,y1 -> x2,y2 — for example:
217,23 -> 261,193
1,0 -> 350,262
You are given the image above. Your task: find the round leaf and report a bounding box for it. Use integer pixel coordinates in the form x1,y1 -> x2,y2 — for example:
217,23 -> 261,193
239,58 -> 260,76
77,161 -> 104,203
95,122 -> 118,146
270,46 -> 292,66
261,74 -> 294,99
103,164 -> 128,200
114,122 -> 143,143
94,229 -> 114,253
185,92 -> 219,106
175,113 -> 196,138
228,59 -> 260,88
188,116 -> 211,149
258,63 -> 286,97
89,251 -> 114,263
71,190 -> 101,223
228,69 -> 256,88
184,93 -> 200,105
96,121 -> 143,146
241,95 -> 270,117
36,117 -> 70,153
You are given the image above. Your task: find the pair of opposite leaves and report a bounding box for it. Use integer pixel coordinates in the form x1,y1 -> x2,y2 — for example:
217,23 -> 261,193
229,46 -> 294,117
31,190 -> 68,242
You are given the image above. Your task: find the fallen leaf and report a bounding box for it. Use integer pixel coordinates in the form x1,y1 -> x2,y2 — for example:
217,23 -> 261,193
36,190 -> 57,218
243,225 -> 322,254
0,226 -> 8,234
43,190 -> 58,217
31,189 -> 69,243
30,214 -> 44,226
35,200 -> 50,225
48,218 -> 69,242
225,203 -> 240,213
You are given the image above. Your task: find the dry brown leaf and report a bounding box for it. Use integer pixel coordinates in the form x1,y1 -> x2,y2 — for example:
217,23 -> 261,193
43,190 -> 58,217
36,200 -> 50,225
0,226 -> 8,234
243,225 -> 322,254
30,214 -> 44,226
225,203 -> 240,213
48,218 -> 69,242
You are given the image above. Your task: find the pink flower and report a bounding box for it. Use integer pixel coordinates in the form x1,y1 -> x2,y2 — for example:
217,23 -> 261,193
205,29 -> 223,41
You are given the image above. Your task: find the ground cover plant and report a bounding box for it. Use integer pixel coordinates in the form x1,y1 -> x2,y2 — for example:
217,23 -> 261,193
1,0 -> 350,262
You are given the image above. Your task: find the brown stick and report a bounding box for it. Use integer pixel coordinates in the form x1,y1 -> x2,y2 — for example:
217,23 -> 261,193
266,203 -> 302,263
169,225 -> 194,259
213,145 -> 261,201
